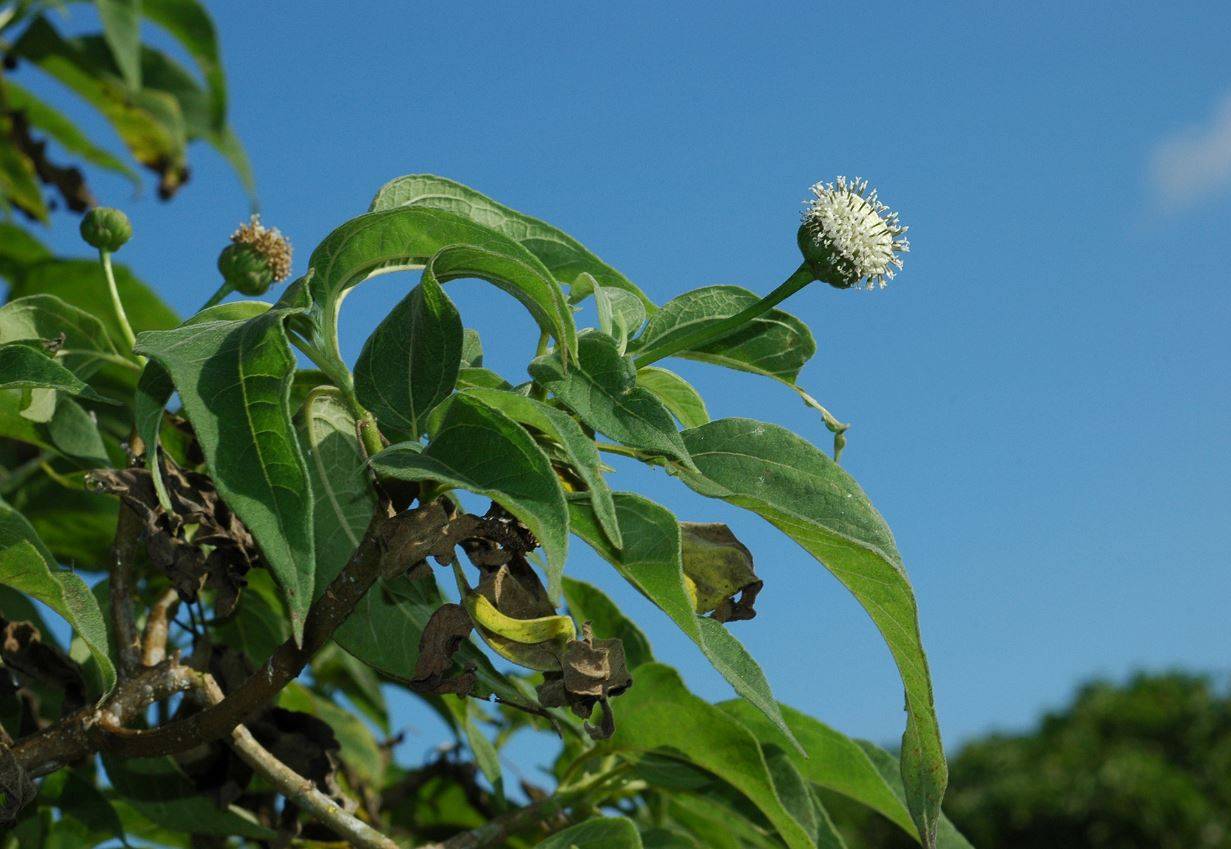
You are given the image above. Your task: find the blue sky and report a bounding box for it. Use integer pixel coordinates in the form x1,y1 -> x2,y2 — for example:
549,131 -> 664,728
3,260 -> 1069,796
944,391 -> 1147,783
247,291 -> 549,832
21,1 -> 1231,760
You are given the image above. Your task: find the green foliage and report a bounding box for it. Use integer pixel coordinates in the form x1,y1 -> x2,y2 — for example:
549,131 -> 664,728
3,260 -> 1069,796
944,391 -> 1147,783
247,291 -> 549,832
0,172 -> 958,849
0,0 -> 251,219
836,672 -> 1231,849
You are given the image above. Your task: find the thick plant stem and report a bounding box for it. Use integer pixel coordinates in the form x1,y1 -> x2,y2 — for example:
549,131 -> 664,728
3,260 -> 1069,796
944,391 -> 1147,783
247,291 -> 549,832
633,263 -> 815,368
198,281 -> 234,311
99,250 -> 140,359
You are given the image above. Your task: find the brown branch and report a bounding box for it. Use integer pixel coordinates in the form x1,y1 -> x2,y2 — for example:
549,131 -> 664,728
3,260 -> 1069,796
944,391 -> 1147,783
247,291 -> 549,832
109,501 -> 145,678
96,500 -> 474,759
10,658 -> 198,778
179,674 -> 399,849
6,109 -> 94,213
141,588 -> 179,668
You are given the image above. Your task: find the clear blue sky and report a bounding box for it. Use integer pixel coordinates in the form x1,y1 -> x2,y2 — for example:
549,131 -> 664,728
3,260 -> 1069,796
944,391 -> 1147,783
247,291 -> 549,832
26,1 -> 1231,756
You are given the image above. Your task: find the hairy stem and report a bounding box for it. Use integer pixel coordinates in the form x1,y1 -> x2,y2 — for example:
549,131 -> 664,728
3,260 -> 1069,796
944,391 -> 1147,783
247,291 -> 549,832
633,262 -> 815,368
99,250 -> 141,359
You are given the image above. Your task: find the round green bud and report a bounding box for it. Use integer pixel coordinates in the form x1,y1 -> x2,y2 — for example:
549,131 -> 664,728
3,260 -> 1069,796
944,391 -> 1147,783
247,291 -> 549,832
217,242 -> 274,296
80,207 -> 132,252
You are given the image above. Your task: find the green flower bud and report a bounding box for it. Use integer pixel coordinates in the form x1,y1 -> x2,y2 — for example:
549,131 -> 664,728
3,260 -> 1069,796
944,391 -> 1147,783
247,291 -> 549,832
217,242 -> 274,296
79,207 -> 132,252
798,177 -> 909,290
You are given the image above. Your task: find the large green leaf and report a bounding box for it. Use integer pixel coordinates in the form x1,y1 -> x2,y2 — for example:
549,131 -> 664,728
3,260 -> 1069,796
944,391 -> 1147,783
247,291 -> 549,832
354,269 -> 462,440
135,310 -> 315,643
0,496 -> 115,691
301,205 -> 576,378
0,343 -> 117,405
636,366 -> 709,430
372,394 -> 569,598
633,286 -> 815,384
530,331 -> 692,469
535,817 -> 644,849
568,492 -> 796,748
370,173 -> 653,311
101,753 -> 274,839
605,663 -> 813,849
458,385 -> 621,549
677,418 -> 946,846
1,81 -> 137,183
296,387 -> 517,699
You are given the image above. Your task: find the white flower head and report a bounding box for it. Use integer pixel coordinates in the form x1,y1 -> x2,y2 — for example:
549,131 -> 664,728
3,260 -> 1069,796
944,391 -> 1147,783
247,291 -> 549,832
800,177 -> 909,289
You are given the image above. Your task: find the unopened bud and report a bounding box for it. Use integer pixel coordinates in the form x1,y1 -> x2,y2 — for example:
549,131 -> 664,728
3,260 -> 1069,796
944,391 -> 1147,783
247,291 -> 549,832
80,207 -> 132,252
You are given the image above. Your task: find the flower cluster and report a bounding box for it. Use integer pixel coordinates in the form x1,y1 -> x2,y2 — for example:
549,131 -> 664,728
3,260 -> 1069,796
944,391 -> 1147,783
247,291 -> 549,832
800,176 -> 909,289
230,215 -> 293,282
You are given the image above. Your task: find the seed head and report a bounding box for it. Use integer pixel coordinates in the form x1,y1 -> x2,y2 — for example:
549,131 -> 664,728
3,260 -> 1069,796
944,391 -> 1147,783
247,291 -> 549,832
80,207 -> 132,252
798,177 -> 909,289
230,215 -> 292,283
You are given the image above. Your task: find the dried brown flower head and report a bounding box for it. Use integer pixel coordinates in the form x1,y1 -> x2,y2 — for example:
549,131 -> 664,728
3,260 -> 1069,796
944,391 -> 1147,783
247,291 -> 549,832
230,215 -> 292,282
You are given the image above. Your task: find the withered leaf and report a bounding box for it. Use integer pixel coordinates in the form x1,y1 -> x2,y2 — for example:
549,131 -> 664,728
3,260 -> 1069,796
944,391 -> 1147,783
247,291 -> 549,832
680,522 -> 762,622
0,743 -> 36,823
0,618 -> 86,713
411,603 -> 477,696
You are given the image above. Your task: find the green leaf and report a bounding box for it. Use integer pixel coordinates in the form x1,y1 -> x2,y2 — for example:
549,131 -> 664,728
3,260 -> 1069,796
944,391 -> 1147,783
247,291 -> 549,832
0,496 -> 115,691
633,286 -> 815,384
851,741 -> 974,849
0,343 -> 118,405
310,642 -> 389,733
0,136 -> 47,221
567,492 -> 797,749
606,664 -> 813,849
301,206 -> 576,379
678,419 -> 946,847
372,393 -> 569,599
535,817 -> 644,849
6,473 -> 117,570
457,385 -> 621,549
2,81 -> 137,183
8,258 -> 179,354
354,271 -> 461,440
719,699 -> 916,838
95,0 -> 142,88
0,294 -> 122,380
561,576 -> 653,670
296,387 -> 517,698
214,568 -> 290,667
587,273 -> 647,354
461,327 -> 483,367
135,309 -> 316,643
38,768 -> 129,848
0,222 -> 52,285
530,331 -> 692,468
636,366 -> 709,430
46,397 -> 110,467
101,753 -> 275,839
371,173 -> 654,311
12,17 -> 187,178
141,0 -> 228,129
